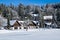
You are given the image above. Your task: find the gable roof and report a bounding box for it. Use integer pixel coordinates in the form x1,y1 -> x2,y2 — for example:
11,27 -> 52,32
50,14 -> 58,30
10,20 -> 16,25
27,21 -> 36,26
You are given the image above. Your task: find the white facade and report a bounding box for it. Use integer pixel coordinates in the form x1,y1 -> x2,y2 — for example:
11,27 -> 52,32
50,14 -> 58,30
43,16 -> 53,19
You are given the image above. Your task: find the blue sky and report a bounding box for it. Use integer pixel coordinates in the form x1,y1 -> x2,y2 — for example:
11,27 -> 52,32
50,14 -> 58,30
0,0 -> 60,6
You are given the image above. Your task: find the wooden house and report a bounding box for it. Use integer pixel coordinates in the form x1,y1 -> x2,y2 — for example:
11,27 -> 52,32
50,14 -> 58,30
10,20 -> 21,29
27,21 -> 37,29
3,20 -> 21,30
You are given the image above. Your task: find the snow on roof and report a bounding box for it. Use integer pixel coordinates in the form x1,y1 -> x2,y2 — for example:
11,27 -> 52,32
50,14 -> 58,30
18,21 -> 25,26
18,21 -> 25,23
33,21 -> 38,24
45,22 -> 52,25
33,14 -> 38,16
10,20 -> 16,25
43,16 -> 53,19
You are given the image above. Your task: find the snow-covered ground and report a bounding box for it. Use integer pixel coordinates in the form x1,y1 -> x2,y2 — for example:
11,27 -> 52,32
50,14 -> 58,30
0,29 -> 60,40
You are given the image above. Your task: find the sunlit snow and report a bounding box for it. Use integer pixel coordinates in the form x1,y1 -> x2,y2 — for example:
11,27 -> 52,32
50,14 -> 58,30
0,29 -> 60,40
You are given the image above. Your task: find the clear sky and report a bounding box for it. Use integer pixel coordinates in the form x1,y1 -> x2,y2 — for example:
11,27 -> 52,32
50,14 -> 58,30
0,0 -> 60,6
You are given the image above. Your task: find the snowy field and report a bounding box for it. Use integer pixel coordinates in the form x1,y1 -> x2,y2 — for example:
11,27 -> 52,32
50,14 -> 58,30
0,29 -> 60,40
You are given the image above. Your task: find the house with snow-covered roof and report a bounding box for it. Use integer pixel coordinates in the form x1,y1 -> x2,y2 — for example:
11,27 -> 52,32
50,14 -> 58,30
27,21 -> 36,29
43,15 -> 53,28
3,20 -> 21,30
